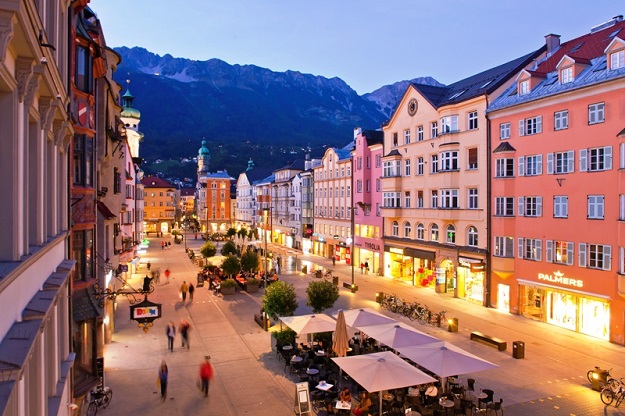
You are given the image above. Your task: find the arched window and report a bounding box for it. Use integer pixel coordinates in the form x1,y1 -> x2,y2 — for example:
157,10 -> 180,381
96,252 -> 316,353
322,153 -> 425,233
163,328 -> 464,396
404,221 -> 411,238
468,226 -> 478,247
392,221 -> 399,236
430,224 -> 439,241
446,224 -> 456,243
417,223 -> 425,240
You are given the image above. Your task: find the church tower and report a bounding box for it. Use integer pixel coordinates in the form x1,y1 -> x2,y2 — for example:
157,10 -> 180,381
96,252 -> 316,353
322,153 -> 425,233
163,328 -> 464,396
197,139 -> 210,176
120,80 -> 143,158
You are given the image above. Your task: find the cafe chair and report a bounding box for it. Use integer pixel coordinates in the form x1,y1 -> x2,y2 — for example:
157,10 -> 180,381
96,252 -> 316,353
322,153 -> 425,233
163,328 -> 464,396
467,379 -> 475,392
486,398 -> 503,415
480,389 -> 494,409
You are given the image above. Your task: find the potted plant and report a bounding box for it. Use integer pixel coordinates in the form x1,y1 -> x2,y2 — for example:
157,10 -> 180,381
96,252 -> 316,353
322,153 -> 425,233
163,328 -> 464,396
245,277 -> 260,293
272,328 -> 296,349
220,278 -> 237,295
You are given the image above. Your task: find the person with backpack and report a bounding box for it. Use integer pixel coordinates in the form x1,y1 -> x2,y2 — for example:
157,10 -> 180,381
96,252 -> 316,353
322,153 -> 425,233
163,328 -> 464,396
179,320 -> 190,349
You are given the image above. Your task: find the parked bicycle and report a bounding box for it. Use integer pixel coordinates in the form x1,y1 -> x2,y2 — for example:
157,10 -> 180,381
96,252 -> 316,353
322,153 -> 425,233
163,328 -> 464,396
86,384 -> 112,416
600,382 -> 625,407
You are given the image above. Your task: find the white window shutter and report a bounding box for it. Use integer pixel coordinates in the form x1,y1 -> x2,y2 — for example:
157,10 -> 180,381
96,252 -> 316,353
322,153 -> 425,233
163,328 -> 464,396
554,197 -> 561,217
547,153 -> 554,174
599,196 -> 605,218
518,238 -> 524,259
518,197 -> 524,216
604,246 -> 612,271
537,196 -> 543,217
537,116 -> 543,133
605,146 -> 613,170
536,240 -> 542,261
580,149 -> 588,172
518,157 -> 525,176
546,240 -> 553,262
567,150 -> 575,172
537,155 -> 543,175
567,243 -> 574,265
588,196 -> 595,218
620,194 -> 625,220
564,197 -> 569,217
519,120 -> 525,136
579,243 -> 587,267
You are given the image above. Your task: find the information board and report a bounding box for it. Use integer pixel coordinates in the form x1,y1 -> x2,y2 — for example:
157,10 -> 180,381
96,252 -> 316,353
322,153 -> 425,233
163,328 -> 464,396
294,382 -> 312,416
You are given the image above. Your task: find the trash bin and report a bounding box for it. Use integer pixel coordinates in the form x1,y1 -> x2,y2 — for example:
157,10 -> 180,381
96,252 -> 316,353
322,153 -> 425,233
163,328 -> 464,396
512,341 -> 525,359
590,369 -> 608,391
302,265 -> 308,274
448,317 -> 458,333
332,275 -> 339,286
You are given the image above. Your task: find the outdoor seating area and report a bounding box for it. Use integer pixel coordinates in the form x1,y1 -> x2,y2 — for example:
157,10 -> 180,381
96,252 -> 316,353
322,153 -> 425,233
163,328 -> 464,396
275,308 -> 501,416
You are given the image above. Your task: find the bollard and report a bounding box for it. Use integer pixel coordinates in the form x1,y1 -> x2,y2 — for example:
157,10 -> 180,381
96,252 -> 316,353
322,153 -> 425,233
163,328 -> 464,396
448,317 -> 458,332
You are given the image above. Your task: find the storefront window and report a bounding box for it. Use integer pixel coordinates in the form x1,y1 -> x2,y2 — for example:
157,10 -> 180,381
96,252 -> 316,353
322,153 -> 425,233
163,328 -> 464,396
546,292 -> 577,331
579,298 -> 609,340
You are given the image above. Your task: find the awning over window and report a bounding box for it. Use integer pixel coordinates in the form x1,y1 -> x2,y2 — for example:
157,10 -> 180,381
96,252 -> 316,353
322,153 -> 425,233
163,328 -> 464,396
72,288 -> 102,322
97,201 -> 117,220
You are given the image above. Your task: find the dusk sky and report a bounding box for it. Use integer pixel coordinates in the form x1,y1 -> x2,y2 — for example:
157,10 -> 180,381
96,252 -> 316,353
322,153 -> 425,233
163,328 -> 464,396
90,1 -> 621,94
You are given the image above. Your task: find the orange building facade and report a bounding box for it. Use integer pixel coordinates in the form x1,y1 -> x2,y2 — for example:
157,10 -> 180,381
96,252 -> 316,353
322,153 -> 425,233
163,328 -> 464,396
488,18 -> 625,344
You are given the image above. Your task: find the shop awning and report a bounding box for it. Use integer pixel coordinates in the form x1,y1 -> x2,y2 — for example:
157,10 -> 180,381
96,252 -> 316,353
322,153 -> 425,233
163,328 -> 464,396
516,279 -> 611,300
72,288 -> 102,322
97,201 -> 117,220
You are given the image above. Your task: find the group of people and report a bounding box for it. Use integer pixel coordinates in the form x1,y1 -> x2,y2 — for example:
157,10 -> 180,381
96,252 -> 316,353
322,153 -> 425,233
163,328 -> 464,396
166,320 -> 191,351
179,280 -> 195,302
157,356 -> 214,401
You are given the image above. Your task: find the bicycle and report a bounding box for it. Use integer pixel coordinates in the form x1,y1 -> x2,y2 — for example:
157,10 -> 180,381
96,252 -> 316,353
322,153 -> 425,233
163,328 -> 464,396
600,383 -> 625,406
429,310 -> 447,328
86,384 -> 113,416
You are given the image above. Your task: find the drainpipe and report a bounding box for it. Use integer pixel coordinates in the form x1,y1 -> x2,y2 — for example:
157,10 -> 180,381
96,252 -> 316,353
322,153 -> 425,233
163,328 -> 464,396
485,100 -> 492,308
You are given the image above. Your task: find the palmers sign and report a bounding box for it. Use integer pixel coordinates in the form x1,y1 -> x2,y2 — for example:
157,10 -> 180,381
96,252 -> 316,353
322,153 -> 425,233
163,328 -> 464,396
538,270 -> 583,288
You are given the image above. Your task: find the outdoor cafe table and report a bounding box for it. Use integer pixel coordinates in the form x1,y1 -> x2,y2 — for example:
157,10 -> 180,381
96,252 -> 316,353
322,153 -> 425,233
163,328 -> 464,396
316,382 -> 334,391
282,345 -> 293,351
290,356 -> 303,363
315,351 -> 326,357
335,400 -> 351,414
440,398 -> 455,415
306,368 -> 320,376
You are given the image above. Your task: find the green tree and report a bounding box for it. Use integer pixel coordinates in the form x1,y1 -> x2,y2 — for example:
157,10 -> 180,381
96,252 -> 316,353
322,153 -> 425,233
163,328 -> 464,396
221,254 -> 241,277
237,228 -> 248,240
200,241 -> 217,258
249,228 -> 259,241
241,251 -> 260,273
262,281 -> 298,320
306,280 -> 339,313
221,240 -> 238,256
226,227 -> 237,239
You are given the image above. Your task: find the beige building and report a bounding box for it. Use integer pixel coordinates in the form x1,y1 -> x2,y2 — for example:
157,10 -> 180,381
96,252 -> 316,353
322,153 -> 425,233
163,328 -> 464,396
141,176 -> 176,234
381,50 -> 543,303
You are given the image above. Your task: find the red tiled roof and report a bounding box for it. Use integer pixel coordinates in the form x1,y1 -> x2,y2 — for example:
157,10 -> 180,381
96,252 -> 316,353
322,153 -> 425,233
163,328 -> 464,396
141,176 -> 175,189
536,20 -> 625,74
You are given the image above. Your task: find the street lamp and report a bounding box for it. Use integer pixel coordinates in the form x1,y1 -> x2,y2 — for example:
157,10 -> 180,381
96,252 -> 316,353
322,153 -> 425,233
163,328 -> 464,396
347,207 -> 356,293
262,207 -> 272,286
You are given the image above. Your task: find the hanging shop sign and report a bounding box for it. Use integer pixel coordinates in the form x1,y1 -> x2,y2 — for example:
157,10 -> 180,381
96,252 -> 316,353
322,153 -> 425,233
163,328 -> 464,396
129,298 -> 162,332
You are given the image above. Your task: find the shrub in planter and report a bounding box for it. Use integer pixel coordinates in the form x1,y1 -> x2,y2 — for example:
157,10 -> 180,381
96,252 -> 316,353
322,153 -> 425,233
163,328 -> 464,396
272,328 -> 296,348
245,277 -> 260,293
220,278 -> 237,295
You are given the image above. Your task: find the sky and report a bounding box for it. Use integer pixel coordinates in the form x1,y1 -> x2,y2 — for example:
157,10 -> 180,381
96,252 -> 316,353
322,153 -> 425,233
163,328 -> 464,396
90,0 -> 622,95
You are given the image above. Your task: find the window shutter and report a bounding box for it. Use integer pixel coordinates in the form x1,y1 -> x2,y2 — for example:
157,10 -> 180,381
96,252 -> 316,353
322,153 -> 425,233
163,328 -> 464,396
599,196 -> 605,218
536,116 -> 542,133
519,120 -> 525,136
536,240 -> 542,261
605,146 -> 613,170
604,245 -> 612,271
567,150 -> 574,172
537,155 -> 543,175
518,238 -> 524,259
588,196 -> 595,218
518,157 -> 525,176
620,194 -> 625,220
580,149 -> 588,172
537,196 -> 543,217
567,243 -> 574,265
546,240 -> 553,262
554,197 -> 561,217
579,243 -> 587,267
518,197 -> 524,216
563,197 -> 569,217
547,153 -> 554,174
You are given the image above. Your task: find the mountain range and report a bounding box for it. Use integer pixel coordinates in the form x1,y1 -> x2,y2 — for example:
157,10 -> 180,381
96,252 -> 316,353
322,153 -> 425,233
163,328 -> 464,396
112,47 -> 442,177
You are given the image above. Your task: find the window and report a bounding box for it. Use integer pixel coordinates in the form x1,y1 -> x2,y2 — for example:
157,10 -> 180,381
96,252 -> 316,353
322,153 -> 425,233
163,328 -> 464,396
546,241 -> 574,265
417,191 -> 424,208
468,188 -> 478,209
495,158 -> 514,177
440,115 -> 458,134
383,192 -> 401,208
519,116 -> 542,136
73,134 -> 94,186
519,238 -> 542,261
431,190 -> 438,208
430,122 -> 438,139
588,195 -> 605,219
468,111 -> 478,130
404,129 -> 411,145
445,225 -> 456,243
404,159 -> 411,176
467,148 -> 478,170
554,196 -> 568,218
494,236 -> 514,257
440,151 -> 459,171
430,224 -> 439,241
391,221 -> 399,237
417,223 -> 425,240
356,180 -> 362,193
500,123 -> 511,140
519,155 -> 543,176
376,178 -> 380,192
375,155 -> 381,167
75,45 -> 93,93
468,226 -> 478,247
365,180 -> 370,193
589,102 -> 605,124
440,189 -> 459,208
383,160 -> 401,177
431,155 -> 439,173
417,126 -> 424,141
357,157 -> 362,170
392,132 -> 398,147
547,151 -> 574,174
113,168 -> 121,194
404,191 -> 411,208
404,222 -> 411,238
581,147 -> 612,172
495,197 -> 514,216
554,110 -> 569,130
560,67 -> 573,84
579,243 -> 611,270
73,229 -> 94,281
417,157 -> 424,175
621,194 -> 625,221
519,80 -> 530,95
519,196 -> 542,217
611,50 -> 625,70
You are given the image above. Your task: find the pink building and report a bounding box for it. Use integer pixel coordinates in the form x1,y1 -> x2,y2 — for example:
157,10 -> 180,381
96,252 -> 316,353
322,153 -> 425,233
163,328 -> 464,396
488,16 -> 625,344
352,128 -> 385,275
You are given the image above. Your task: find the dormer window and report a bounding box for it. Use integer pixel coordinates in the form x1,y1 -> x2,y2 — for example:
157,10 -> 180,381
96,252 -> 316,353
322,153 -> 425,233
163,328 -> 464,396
560,67 -> 573,84
611,50 -> 624,70
519,80 -> 530,95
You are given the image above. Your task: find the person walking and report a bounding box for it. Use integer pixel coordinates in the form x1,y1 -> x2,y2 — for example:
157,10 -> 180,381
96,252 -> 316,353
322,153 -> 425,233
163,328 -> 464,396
164,268 -> 171,284
161,241 -> 165,250
154,269 -> 160,284
199,356 -> 214,397
332,256 -> 336,266
147,261 -> 151,271
179,320 -> 190,349
166,321 -> 175,352
180,281 -> 188,301
360,262 -> 365,274
158,361 -> 168,401
188,283 -> 195,301
364,260 -> 369,275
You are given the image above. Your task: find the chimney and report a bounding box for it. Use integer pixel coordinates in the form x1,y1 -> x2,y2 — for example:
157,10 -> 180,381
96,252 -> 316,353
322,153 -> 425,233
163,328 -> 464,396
545,33 -> 561,55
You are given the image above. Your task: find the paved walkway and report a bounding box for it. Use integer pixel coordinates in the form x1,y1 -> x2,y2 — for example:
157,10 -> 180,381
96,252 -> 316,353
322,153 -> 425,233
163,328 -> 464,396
101,237 -> 625,416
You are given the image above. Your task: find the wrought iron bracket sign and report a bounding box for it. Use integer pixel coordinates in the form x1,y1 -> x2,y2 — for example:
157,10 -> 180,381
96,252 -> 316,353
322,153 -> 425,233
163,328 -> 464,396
129,298 -> 162,333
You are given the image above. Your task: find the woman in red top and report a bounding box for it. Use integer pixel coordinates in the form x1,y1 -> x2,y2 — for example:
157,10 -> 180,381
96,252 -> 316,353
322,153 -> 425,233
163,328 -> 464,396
199,356 -> 214,397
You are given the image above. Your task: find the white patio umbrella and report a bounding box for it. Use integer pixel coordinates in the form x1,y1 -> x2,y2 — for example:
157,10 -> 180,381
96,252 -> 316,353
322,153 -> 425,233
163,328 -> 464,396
279,313 -> 337,336
333,307 -> 396,330
361,321 -> 439,349
397,341 -> 498,391
332,351 -> 436,416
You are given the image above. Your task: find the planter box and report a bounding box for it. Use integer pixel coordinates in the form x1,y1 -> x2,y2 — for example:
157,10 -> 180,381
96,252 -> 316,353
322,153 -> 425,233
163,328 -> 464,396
246,283 -> 259,293
221,285 -> 236,295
